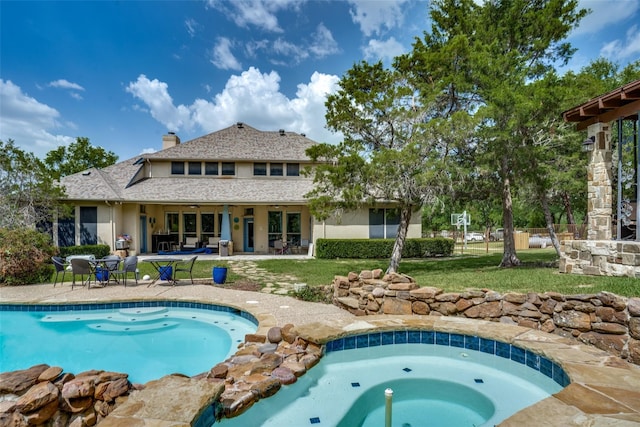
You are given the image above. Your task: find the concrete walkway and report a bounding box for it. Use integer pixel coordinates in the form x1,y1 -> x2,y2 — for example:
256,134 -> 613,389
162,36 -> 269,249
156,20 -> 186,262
0,278 -> 353,333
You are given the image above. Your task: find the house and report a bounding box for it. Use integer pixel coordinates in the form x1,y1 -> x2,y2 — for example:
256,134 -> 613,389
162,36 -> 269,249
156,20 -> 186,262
56,123 -> 422,255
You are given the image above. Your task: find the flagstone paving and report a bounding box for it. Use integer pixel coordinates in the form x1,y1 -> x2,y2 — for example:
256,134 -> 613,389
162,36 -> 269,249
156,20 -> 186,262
226,260 -> 302,294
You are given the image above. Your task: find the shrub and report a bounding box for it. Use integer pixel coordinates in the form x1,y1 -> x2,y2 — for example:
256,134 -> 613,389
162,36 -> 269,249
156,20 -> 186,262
0,228 -> 56,285
315,238 -> 454,259
292,285 -> 333,303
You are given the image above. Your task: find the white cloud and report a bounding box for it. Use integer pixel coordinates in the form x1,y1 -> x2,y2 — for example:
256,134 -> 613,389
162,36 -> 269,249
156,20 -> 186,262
272,38 -> 308,60
309,23 -> 340,58
600,24 -> 640,61
571,0 -> 640,37
363,37 -> 406,62
242,24 -> 339,66
0,79 -> 75,158
185,18 -> 199,37
206,0 -> 300,33
125,67 -> 342,145
125,75 -> 193,132
210,37 -> 242,70
48,79 -> 85,91
348,0 -> 408,37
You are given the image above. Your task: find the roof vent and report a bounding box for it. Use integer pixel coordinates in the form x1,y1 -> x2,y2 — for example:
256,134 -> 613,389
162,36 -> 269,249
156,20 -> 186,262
82,171 -> 91,176
168,131 -> 175,135
237,122 -> 244,128
301,133 -> 306,137
279,129 -> 285,136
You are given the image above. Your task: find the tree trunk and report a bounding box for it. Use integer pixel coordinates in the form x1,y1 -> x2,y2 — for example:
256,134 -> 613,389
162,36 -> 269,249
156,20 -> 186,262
541,192 -> 561,256
388,205 -> 412,273
562,192 -> 576,225
500,162 -> 520,267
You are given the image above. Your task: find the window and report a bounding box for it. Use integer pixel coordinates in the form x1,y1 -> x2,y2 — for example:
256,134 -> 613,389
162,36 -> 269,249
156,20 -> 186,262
183,212 -> 197,239
286,212 -> 301,246
205,162 -> 218,175
201,212 -> 215,240
166,213 -> 179,234
268,211 -> 283,247
286,163 -> 300,176
253,162 -> 267,176
270,163 -> 283,176
171,162 -> 185,175
369,208 -> 400,239
188,162 -> 202,175
221,162 -> 235,176
58,210 -> 75,247
79,207 -> 97,245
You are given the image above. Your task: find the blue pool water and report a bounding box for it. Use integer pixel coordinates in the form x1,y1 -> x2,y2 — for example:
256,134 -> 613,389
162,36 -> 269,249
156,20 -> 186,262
0,302 -> 257,384
215,332 -> 567,427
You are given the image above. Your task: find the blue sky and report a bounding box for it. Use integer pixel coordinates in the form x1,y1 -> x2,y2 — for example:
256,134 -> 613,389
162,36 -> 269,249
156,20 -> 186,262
1,0 -> 639,161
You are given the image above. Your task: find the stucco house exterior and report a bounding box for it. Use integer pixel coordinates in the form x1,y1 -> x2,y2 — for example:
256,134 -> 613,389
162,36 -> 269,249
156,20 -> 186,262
56,123 -> 422,255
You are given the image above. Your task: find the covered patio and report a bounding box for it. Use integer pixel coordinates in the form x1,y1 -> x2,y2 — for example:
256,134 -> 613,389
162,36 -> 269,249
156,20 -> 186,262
560,79 -> 640,276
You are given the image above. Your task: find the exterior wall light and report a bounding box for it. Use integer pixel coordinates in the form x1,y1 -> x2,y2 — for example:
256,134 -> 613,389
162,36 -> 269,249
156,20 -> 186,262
582,135 -> 595,152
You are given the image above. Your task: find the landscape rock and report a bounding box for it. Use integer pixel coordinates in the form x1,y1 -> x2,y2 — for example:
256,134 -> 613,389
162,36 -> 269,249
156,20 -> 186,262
330,268 -> 640,370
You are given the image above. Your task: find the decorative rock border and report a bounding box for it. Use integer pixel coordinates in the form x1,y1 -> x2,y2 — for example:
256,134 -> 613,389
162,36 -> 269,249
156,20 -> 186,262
332,269 -> 640,365
99,325 -> 323,426
0,364 -> 135,426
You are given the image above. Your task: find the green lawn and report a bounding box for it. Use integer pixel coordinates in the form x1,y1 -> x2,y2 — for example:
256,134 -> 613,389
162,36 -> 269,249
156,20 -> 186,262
52,250 -> 639,298
252,250 -> 639,298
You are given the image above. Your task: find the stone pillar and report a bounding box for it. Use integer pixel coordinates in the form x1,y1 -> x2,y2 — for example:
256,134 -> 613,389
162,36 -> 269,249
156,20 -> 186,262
587,122 -> 612,240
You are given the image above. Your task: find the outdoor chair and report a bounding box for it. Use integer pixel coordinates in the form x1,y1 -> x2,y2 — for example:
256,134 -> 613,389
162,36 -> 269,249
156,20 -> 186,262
174,256 -> 197,284
52,256 -> 67,287
102,255 -> 122,284
273,239 -> 285,255
205,237 -> 220,253
114,255 -> 138,286
70,258 -> 94,289
299,239 -> 310,255
182,237 -> 199,250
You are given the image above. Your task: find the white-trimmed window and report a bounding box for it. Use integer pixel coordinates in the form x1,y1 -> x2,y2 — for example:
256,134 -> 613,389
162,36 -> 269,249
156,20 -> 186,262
369,208 -> 400,238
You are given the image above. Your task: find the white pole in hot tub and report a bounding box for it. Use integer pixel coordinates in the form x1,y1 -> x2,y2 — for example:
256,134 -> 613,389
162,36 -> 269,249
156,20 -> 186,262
385,388 -> 393,427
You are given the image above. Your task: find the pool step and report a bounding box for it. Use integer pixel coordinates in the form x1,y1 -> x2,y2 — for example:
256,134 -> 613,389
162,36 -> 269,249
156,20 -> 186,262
118,307 -> 170,316
87,320 -> 179,333
41,307 -> 170,324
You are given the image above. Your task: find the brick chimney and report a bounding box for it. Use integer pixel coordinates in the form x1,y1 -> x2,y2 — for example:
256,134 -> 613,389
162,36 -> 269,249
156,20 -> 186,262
162,132 -> 180,150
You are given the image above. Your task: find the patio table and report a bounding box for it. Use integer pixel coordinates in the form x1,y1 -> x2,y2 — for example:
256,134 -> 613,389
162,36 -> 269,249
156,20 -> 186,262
143,257 -> 184,286
88,258 -> 120,287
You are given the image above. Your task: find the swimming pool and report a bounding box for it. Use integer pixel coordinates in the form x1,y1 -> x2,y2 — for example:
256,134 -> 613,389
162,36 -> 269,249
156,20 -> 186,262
214,331 -> 567,426
0,302 -> 258,384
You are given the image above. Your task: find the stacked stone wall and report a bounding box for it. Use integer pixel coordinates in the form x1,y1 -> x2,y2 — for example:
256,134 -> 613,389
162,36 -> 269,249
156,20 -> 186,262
332,269 -> 640,365
0,365 -> 134,426
560,239 -> 640,277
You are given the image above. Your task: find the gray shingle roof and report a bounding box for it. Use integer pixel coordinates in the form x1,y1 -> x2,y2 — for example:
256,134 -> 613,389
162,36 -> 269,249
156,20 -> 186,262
60,123 -> 319,204
146,123 -> 316,161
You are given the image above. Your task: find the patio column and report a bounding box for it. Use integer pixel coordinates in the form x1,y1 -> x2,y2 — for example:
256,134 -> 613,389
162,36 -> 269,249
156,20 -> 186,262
586,122 -> 612,240
221,205 -> 231,241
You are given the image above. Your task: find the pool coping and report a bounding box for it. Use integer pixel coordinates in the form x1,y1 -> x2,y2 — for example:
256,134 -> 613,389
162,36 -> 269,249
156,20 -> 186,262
2,285 -> 640,425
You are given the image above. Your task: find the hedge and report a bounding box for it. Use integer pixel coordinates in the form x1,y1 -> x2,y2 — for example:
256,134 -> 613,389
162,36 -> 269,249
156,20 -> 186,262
315,238 -> 454,259
59,245 -> 111,259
